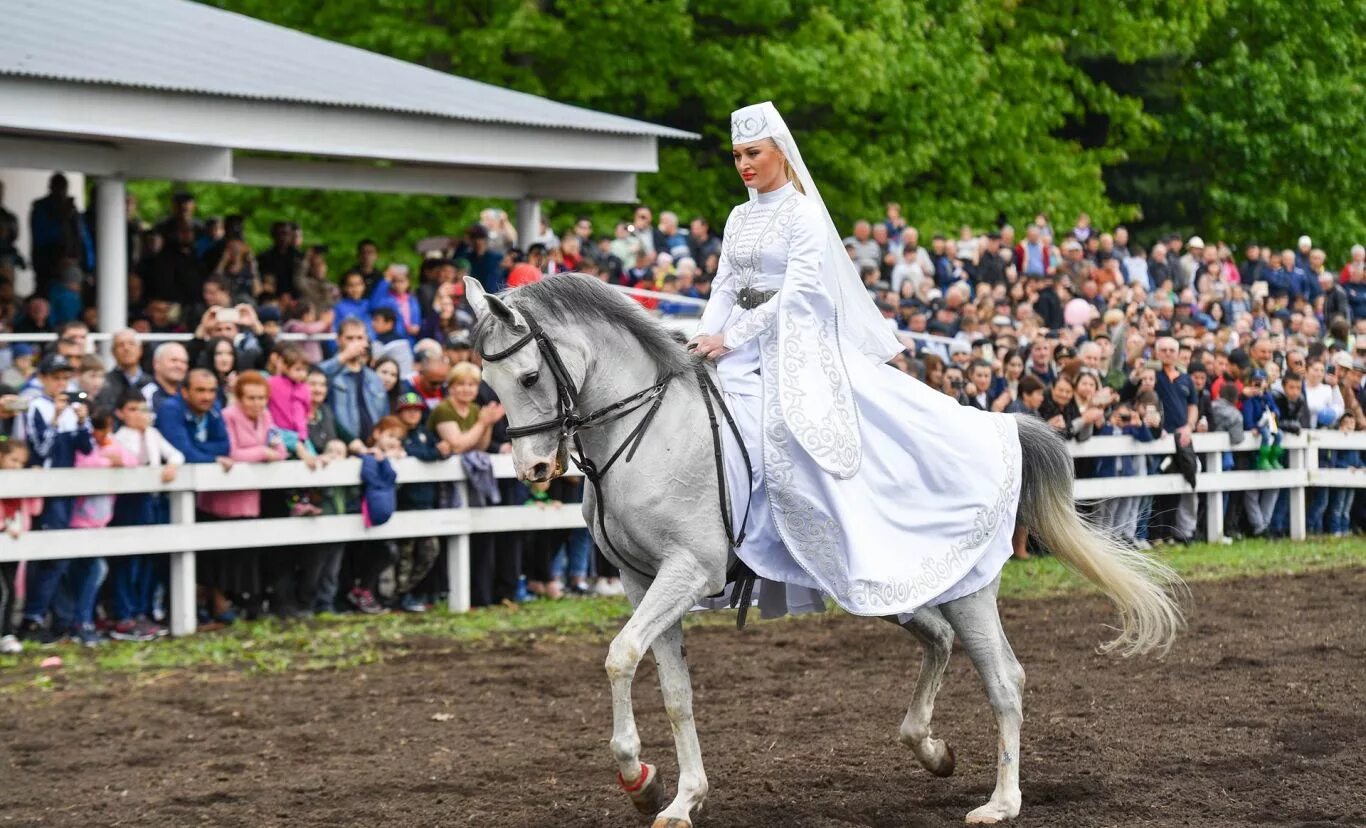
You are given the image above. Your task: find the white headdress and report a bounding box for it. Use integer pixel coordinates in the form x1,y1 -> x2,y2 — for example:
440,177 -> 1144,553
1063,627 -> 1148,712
730,102 -> 902,364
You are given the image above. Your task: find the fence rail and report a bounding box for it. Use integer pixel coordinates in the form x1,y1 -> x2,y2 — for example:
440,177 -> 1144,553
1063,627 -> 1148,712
1,431 -> 1363,636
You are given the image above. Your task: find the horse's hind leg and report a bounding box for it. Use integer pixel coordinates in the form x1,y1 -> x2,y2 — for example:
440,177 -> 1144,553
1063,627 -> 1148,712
895,607 -> 957,777
940,580 -> 1025,824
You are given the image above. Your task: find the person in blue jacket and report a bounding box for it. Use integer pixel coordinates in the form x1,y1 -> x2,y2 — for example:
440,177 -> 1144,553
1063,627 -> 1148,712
1094,401 -> 1158,543
155,369 -> 231,468
1241,369 -> 1283,469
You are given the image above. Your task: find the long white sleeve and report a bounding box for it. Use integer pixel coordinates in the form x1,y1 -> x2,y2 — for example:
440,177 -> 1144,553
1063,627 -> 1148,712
698,206 -> 744,336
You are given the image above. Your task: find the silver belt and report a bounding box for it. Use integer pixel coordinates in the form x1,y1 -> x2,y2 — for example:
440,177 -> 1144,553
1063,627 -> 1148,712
737,287 -> 777,310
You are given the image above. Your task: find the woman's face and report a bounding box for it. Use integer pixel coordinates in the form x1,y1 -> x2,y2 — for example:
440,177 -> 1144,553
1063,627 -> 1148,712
926,362 -> 944,387
239,383 -> 268,420
214,342 -> 235,374
307,373 -> 329,406
1051,379 -> 1074,406
451,378 -> 479,405
1005,355 -> 1024,379
1139,368 -> 1156,392
1307,360 -> 1324,385
732,139 -> 788,193
343,275 -> 366,300
376,361 -> 399,391
1075,374 -> 1098,400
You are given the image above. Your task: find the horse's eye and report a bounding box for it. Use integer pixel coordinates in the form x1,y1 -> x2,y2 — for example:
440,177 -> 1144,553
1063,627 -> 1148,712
520,371 -> 540,389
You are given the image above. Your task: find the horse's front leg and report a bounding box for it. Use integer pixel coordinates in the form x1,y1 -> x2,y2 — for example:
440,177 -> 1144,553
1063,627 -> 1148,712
607,562 -> 712,823
646,620 -> 707,827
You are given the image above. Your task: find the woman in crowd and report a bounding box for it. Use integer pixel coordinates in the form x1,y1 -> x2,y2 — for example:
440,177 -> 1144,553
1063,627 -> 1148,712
374,356 -> 403,413
197,371 -> 288,618
214,238 -> 261,304
199,336 -> 237,409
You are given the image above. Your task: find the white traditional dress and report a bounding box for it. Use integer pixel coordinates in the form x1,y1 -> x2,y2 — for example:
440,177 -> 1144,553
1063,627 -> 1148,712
701,102 -> 1022,619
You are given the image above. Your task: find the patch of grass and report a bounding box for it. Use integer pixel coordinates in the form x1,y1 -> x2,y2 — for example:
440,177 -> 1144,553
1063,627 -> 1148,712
1,538 -> 1361,684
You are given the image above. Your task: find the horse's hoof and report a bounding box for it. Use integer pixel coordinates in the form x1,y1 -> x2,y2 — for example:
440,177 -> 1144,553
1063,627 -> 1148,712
965,798 -> 1020,824
620,762 -> 668,815
651,819 -> 692,828
928,741 -> 956,778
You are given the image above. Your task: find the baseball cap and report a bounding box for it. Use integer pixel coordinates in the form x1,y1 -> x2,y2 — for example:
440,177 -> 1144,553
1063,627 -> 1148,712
1332,350 -> 1354,371
396,391 -> 425,411
445,332 -> 473,350
1187,236 -> 1204,248
1297,235 -> 1312,249
38,353 -> 74,375
11,343 -> 35,358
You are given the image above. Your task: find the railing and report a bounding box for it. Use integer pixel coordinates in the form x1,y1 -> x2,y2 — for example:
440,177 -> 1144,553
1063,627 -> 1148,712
1,431 -> 1363,636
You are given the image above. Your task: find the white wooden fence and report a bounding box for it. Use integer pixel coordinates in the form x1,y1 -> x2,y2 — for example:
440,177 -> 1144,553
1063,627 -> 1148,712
0,431 -> 1363,636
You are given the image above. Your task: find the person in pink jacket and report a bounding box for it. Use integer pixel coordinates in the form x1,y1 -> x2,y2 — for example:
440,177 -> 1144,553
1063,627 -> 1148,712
266,346 -> 312,441
198,371 -> 288,617
0,440 -> 41,654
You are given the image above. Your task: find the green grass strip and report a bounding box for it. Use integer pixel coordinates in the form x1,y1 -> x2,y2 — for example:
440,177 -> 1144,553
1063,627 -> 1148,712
2,537 -> 1362,687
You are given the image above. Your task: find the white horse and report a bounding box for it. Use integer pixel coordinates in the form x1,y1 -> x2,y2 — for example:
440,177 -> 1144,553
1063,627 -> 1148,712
464,274 -> 1182,826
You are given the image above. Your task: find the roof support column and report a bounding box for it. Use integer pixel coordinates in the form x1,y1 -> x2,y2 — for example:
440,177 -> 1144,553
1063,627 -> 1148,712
93,176 -> 127,352
516,197 -> 541,255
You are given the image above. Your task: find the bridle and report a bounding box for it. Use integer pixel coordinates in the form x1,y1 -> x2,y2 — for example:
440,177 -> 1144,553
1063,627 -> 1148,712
478,307 -> 757,620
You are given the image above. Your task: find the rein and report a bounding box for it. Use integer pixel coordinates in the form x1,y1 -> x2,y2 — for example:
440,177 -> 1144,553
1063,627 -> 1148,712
479,309 -> 754,614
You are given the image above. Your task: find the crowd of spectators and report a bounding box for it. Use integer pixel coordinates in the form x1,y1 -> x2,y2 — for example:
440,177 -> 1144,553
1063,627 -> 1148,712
1,174 -> 1365,652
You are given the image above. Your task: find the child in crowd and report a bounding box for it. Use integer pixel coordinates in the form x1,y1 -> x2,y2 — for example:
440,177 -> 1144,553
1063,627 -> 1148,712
345,419 -> 406,614
520,479 -> 571,600
283,301 -> 329,365
301,439 -> 357,614
63,408 -> 138,646
266,346 -> 312,445
77,355 -> 106,403
18,354 -> 93,646
0,440 -> 39,654
393,392 -> 447,612
333,271 -> 373,337
1327,413 -> 1362,537
371,264 -> 422,341
1242,369 -> 1283,469
370,307 -> 404,347
1094,402 -> 1158,544
0,343 -> 35,389
108,392 -> 183,641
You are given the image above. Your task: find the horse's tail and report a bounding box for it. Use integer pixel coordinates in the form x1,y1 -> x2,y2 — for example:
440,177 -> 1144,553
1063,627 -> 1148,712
1013,413 -> 1185,657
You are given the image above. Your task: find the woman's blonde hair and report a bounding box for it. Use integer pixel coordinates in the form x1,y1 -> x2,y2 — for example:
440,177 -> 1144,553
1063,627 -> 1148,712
764,139 -> 806,195
449,362 -> 482,385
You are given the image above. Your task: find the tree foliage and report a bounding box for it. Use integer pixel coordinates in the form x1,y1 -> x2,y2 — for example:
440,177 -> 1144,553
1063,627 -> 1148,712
151,0 -> 1364,266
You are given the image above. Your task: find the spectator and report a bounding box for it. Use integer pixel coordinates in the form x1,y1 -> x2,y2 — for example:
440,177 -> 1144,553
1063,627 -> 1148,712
17,353 -> 94,646
197,337 -> 237,409
321,318 -> 388,454
687,216 -> 722,266
349,238 -> 383,296
1094,401 -> 1158,544
95,329 -> 151,409
1151,336 -> 1199,544
464,225 -> 506,293
400,347 -> 450,413
213,237 -> 260,304
393,391 -> 446,612
843,220 -> 881,272
107,392 -> 181,641
333,270 -> 374,338
370,263 -> 422,342
28,173 -> 93,294
257,221 -> 302,299
267,346 -> 312,445
0,440 -> 37,654
429,363 -> 504,454
1326,413 -> 1362,536
141,342 -> 189,411
283,300 -> 330,365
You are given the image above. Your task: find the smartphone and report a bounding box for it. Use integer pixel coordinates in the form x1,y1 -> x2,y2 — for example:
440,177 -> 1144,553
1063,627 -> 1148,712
216,307 -> 241,325
1144,359 -> 1162,370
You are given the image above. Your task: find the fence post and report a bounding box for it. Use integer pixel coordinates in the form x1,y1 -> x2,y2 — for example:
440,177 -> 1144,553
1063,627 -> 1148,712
167,489 -> 197,637
446,481 -> 471,613
1291,434 -> 1315,541
1203,447 -> 1224,543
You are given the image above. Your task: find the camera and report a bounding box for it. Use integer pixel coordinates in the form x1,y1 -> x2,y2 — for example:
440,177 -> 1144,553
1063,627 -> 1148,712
950,379 -> 966,391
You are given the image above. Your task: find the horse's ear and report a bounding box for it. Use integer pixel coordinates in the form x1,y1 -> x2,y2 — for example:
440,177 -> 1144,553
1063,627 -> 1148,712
464,277 -> 489,319
465,276 -> 526,330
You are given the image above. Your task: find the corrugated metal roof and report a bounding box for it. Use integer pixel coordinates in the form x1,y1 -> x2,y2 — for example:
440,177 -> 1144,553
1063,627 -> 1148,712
0,0 -> 696,140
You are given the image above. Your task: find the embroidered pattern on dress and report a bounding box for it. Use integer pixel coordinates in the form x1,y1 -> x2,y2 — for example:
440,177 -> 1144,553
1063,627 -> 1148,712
776,312 -> 860,474
845,414 -> 1020,611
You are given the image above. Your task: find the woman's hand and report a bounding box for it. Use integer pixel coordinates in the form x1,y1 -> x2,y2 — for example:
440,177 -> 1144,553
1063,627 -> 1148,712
689,333 -> 729,360
479,402 -> 505,424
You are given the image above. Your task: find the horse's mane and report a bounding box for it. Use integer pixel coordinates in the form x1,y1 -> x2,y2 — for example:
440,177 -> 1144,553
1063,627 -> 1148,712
474,274 -> 694,377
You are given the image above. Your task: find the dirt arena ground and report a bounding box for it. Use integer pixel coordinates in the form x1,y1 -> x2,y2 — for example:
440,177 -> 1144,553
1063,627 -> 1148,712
3,568 -> 1363,827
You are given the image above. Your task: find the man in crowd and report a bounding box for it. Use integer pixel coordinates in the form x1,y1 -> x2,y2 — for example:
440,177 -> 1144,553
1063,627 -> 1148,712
156,368 -> 232,471
257,221 -> 301,299
141,342 -> 189,411
321,317 -> 388,454
95,329 -> 151,409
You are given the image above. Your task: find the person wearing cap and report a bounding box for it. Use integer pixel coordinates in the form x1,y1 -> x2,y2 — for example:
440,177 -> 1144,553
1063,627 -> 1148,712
15,352 -> 95,645
391,390 -> 445,612
458,223 -> 506,294
1294,235 -> 1313,270
1241,369 -> 1284,470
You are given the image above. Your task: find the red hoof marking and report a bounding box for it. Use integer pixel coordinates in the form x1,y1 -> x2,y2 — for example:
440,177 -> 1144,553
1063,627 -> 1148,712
619,763 -> 652,793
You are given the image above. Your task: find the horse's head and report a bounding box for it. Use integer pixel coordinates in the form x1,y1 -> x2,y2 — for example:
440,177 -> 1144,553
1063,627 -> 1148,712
466,277 -> 575,483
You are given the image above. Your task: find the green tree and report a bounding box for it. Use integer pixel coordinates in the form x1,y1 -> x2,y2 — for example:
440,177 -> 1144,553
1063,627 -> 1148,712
169,0 -> 1359,264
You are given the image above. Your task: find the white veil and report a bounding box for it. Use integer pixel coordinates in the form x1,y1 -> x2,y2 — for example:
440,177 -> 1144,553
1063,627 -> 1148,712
731,101 -> 903,363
